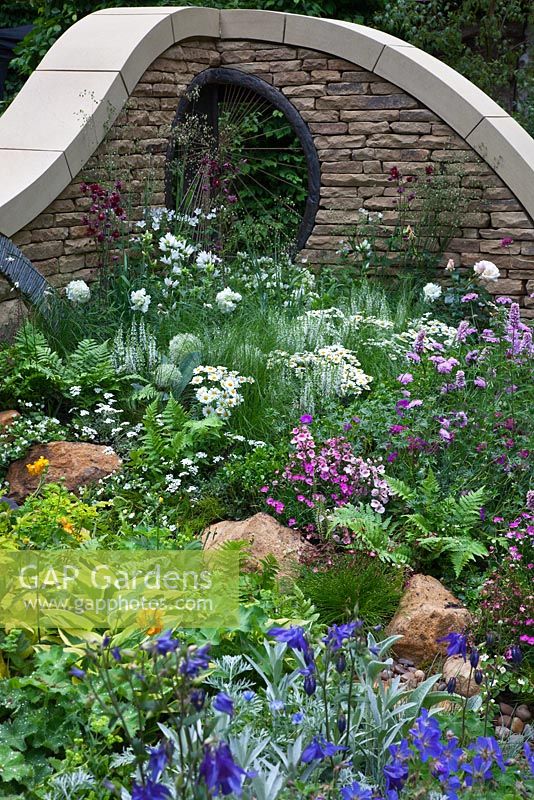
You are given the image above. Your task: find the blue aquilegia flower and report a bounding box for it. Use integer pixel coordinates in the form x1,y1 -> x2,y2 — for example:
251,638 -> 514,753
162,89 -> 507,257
148,741 -> 171,782
301,736 -> 347,763
190,688 -> 206,711
131,780 -> 171,800
323,621 -> 363,652
69,666 -> 86,679
152,630 -> 180,656
438,632 -> 468,661
268,625 -> 309,652
213,692 -> 234,717
199,742 -> 249,797
408,709 -> 442,761
340,781 -> 374,799
180,644 -> 211,677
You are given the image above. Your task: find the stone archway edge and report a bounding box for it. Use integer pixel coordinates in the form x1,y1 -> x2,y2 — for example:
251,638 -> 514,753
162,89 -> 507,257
0,6 -> 533,238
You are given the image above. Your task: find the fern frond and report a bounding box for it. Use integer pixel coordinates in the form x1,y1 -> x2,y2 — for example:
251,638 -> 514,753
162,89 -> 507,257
387,476 -> 416,503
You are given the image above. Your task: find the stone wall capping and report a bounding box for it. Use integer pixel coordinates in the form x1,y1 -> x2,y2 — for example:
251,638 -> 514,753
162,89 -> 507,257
220,9 -> 286,42
0,150 -> 71,239
466,115 -> 534,224
374,45 -> 509,140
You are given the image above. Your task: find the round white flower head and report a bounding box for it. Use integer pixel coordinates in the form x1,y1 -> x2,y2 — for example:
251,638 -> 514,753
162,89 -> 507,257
130,288 -> 151,314
473,260 -> 500,282
422,282 -> 442,302
66,280 -> 91,304
215,287 -> 242,314
168,332 -> 202,365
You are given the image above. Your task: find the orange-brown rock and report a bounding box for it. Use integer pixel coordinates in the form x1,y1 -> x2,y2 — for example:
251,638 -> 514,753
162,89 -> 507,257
0,410 -> 20,429
442,655 -> 481,697
385,574 -> 472,666
203,512 -> 312,578
6,441 -> 121,503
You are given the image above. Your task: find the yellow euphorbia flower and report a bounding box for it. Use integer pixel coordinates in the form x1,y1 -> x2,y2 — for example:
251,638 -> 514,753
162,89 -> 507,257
26,457 -> 49,477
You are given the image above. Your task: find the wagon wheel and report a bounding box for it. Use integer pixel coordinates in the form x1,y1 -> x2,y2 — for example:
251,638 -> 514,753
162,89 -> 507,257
166,68 -> 320,254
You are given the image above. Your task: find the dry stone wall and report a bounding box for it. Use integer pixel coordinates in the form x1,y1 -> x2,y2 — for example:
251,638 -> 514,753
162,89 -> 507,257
3,36 -> 534,327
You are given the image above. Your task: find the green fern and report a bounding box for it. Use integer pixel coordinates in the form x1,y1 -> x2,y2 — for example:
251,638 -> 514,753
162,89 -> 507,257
328,503 -> 405,564
389,471 -> 487,576
131,399 -> 223,477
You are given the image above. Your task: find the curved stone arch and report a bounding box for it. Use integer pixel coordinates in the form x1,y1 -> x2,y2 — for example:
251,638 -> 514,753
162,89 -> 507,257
0,6 -> 533,241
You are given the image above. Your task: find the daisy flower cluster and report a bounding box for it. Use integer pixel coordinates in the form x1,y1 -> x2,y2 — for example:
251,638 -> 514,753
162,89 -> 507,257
190,366 -> 254,419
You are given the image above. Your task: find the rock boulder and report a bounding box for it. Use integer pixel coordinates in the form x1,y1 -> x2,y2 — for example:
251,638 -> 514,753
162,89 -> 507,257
6,441 -> 121,503
203,512 -> 312,577
385,574 -> 472,666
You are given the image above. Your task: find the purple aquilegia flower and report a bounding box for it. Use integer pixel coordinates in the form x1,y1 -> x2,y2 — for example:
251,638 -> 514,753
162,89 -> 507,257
300,414 -> 313,424
500,237 -> 513,247
69,666 -> 86,679
301,736 -> 347,763
397,373 -> 413,384
180,644 -> 211,677
199,742 -> 249,797
148,741 -> 171,782
132,780 -> 171,800
409,709 -> 442,762
268,625 -> 309,652
524,742 -> 534,774
438,631 -> 468,661
341,782 -> 374,800
152,630 -> 180,656
213,692 -> 234,717
323,621 -> 362,651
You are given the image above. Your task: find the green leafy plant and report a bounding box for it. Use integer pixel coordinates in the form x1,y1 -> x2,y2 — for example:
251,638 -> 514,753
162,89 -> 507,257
0,324 -> 130,409
328,502 -> 406,563
129,397 -> 223,479
388,470 -> 488,576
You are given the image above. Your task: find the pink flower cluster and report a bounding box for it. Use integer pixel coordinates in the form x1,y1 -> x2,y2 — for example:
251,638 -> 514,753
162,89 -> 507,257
480,511 -> 533,647
262,423 -> 391,532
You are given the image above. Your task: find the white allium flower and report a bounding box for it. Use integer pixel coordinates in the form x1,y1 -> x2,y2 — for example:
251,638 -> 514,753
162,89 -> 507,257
130,288 -> 151,314
66,280 -> 91,304
215,287 -> 242,314
473,260 -> 500,282
422,282 -> 442,302
168,332 -> 202,364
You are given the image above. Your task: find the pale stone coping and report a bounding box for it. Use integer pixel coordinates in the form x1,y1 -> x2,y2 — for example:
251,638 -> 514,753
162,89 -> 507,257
0,6 -> 533,237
